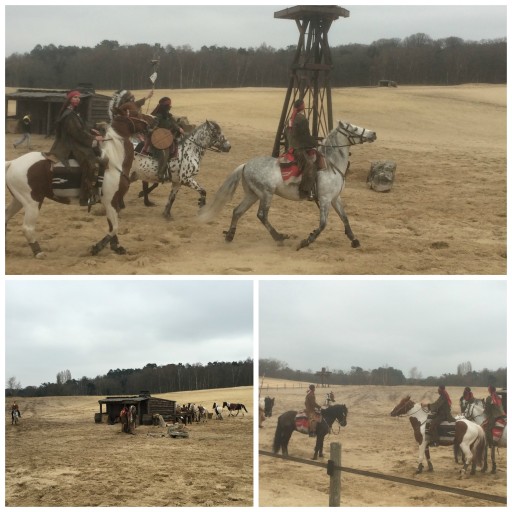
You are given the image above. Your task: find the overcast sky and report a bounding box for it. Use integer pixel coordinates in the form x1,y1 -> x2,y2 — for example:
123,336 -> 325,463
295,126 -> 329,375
4,4 -> 507,57
5,279 -> 253,388
259,280 -> 507,379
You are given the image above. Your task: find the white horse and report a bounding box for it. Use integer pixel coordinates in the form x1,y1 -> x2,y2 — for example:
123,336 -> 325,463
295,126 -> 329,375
199,121 -> 376,250
463,398 -> 507,473
129,120 -> 231,218
390,396 -> 486,475
5,112 -> 151,258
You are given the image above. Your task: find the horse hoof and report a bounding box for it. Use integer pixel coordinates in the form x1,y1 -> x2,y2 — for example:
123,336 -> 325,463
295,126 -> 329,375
144,201 -> 157,207
351,239 -> 360,248
91,245 -> 101,256
35,251 -> 47,260
113,246 -> 127,255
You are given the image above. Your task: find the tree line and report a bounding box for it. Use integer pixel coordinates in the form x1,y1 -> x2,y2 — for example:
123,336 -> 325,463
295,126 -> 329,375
259,358 -> 507,389
6,358 -> 253,397
5,34 -> 506,91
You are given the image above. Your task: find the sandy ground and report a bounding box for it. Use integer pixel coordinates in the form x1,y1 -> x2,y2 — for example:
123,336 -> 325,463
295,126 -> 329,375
5,386 -> 253,507
258,380 -> 506,507
5,84 -> 506,275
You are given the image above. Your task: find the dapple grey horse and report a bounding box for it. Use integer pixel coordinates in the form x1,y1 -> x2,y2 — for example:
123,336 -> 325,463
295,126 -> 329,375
199,121 -> 376,250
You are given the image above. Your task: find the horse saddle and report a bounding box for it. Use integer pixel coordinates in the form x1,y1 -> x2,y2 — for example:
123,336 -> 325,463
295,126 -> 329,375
426,419 -> 456,441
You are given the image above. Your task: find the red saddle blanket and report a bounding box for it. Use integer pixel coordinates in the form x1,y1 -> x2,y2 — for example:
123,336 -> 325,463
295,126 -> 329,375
491,417 -> 507,442
295,413 -> 309,434
278,149 -> 301,181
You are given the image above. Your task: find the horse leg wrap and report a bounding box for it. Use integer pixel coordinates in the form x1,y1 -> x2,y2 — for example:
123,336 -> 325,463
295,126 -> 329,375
29,241 -> 42,256
91,234 -> 112,255
109,235 -> 127,255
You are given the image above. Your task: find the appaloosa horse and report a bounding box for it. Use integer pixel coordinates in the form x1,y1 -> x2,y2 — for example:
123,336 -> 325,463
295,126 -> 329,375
273,404 -> 348,460
129,120 -> 231,218
6,108 -> 151,258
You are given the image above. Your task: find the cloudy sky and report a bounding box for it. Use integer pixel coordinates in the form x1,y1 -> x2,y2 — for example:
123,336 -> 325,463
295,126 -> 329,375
259,280 -> 507,379
5,279 -> 254,387
4,4 -> 507,57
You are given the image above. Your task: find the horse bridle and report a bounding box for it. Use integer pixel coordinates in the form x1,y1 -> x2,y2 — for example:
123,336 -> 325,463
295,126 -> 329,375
186,123 -> 226,153
465,403 -> 486,422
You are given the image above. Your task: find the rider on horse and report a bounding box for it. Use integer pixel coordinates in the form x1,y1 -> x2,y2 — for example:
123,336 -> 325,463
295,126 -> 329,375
484,385 -> 506,445
11,401 -> 21,423
287,99 -> 318,201
459,386 -> 475,413
305,384 -> 322,437
47,90 -> 107,207
149,97 -> 184,182
423,384 -> 455,447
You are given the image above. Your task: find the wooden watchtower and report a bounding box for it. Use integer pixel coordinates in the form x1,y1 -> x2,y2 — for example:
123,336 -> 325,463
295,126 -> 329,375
316,367 -> 332,388
272,5 -> 349,157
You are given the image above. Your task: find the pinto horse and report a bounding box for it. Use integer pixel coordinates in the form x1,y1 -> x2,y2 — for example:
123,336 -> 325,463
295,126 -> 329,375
199,121 -> 376,250
273,404 -> 348,460
390,396 -> 486,475
222,402 -> 248,416
5,110 -> 151,258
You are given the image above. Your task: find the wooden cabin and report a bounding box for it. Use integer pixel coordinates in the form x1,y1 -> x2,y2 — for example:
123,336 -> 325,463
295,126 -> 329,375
5,85 -> 111,136
97,392 -> 177,425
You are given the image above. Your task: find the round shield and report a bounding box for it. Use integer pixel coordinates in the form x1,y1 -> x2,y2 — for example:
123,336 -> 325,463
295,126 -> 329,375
151,128 -> 173,150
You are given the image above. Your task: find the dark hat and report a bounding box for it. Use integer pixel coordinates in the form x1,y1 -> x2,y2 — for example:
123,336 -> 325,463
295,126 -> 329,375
159,97 -> 172,106
488,385 -> 496,392
438,384 -> 445,390
294,99 -> 305,109
309,384 -> 315,390
464,386 -> 471,392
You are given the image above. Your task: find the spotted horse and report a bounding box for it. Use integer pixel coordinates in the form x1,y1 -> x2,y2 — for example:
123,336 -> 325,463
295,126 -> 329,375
129,120 -> 231,219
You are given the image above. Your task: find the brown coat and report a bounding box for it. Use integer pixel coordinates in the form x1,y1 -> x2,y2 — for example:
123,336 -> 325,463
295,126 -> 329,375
305,390 -> 321,416
289,112 -> 317,150
49,108 -> 98,166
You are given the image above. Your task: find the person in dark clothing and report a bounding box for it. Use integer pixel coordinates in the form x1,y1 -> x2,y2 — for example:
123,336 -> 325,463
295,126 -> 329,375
484,385 -> 506,445
48,90 -> 106,207
288,99 -> 317,201
150,97 -> 184,181
13,114 -> 32,149
459,386 -> 475,413
305,384 -> 322,437
423,384 -> 455,447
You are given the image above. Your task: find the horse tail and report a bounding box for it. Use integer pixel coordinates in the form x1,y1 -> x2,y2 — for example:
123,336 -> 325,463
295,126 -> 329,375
198,164 -> 245,222
273,421 -> 283,453
474,427 -> 486,467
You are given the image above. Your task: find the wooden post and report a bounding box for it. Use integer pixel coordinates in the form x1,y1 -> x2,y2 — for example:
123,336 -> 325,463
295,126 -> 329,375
329,442 -> 341,507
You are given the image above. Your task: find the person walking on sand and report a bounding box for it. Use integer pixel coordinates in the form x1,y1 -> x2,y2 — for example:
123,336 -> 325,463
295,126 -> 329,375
13,114 -> 32,150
